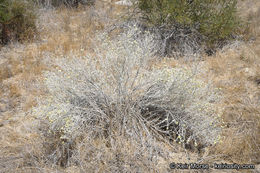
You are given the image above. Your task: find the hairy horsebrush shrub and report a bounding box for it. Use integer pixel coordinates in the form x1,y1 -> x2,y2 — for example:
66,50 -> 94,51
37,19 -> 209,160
32,25 -> 223,169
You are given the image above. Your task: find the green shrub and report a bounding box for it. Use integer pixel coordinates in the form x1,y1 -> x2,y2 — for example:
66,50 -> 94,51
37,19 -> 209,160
0,0 -> 37,44
136,0 -> 240,51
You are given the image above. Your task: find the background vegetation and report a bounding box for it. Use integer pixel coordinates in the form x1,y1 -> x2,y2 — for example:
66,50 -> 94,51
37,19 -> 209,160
0,0 -> 37,44
134,0 -> 240,55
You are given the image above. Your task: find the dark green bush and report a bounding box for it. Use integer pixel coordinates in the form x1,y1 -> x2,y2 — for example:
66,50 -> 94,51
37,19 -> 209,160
0,0 -> 37,44
136,0 -> 239,50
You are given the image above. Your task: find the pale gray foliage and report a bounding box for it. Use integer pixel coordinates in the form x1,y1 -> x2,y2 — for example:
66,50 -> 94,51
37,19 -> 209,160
32,24 -> 222,168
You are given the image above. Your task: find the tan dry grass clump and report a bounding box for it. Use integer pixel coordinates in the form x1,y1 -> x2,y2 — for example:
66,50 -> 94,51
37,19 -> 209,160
198,1 -> 260,164
201,41 -> 260,164
237,0 -> 260,41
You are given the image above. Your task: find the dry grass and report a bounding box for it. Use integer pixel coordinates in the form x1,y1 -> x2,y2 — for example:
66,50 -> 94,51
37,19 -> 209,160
0,4 -> 112,171
196,1 -> 260,164
199,41 -> 260,164
204,1 -> 260,164
237,0 -> 260,41
0,0 -> 260,172
0,1 -> 115,113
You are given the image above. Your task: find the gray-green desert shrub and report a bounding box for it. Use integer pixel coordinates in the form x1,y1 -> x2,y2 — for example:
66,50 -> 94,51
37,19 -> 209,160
32,25 -> 223,168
